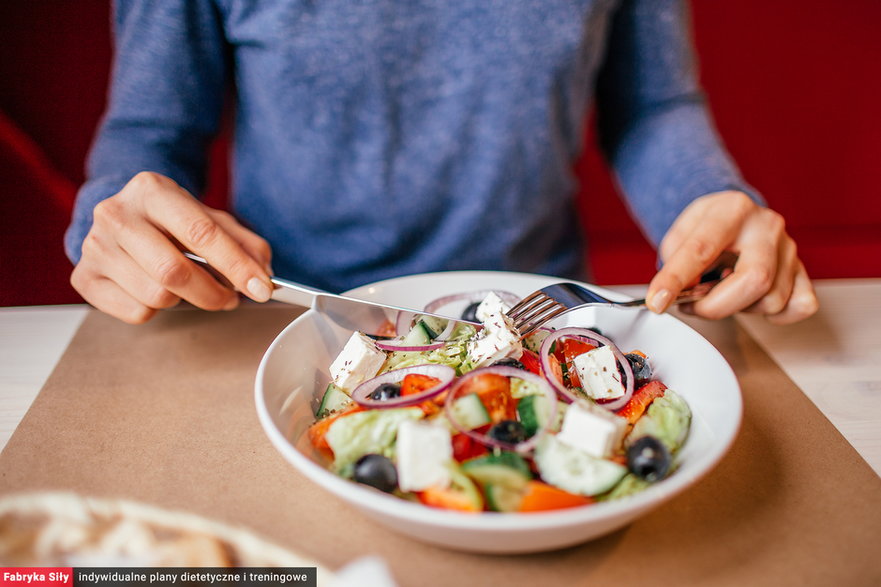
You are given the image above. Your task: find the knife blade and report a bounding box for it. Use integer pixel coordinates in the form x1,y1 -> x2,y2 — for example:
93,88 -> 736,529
183,252 -> 481,334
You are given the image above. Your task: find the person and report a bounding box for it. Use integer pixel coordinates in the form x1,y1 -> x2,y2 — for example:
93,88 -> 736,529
65,0 -> 818,326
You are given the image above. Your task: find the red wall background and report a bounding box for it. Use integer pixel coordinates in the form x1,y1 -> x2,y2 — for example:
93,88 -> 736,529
2,1 -> 879,306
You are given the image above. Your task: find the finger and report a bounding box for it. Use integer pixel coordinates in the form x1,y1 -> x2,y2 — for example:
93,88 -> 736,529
100,244 -> 185,311
71,266 -> 157,325
741,236 -> 799,316
82,228 -> 186,311
208,209 -> 274,274
647,208 -> 749,313
130,172 -> 273,302
87,185 -> 238,313
685,212 -> 783,319
656,191 -> 749,263
115,218 -> 241,311
657,200 -> 705,263
766,262 -> 819,325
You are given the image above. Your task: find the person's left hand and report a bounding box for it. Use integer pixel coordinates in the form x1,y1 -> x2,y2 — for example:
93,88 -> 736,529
645,190 -> 818,325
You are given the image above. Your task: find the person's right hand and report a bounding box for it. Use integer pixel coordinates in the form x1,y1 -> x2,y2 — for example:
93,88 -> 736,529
70,171 -> 274,324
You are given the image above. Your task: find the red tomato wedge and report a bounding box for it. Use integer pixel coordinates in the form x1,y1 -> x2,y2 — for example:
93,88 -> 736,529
400,374 -> 441,396
519,349 -> 542,375
561,338 -> 596,388
451,430 -> 490,462
544,353 -> 565,388
397,374 -> 445,415
561,338 -> 597,362
517,481 -> 593,512
455,372 -> 516,422
616,380 -> 667,424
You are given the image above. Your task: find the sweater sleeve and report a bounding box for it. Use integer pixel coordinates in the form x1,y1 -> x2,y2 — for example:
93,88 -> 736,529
64,0 -> 229,264
595,0 -> 762,247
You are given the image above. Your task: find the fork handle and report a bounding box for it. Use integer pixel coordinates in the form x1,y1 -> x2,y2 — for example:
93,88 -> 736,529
628,274 -> 725,308
670,279 -> 719,305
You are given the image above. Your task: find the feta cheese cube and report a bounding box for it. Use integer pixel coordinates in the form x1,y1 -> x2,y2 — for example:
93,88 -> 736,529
329,332 -> 386,392
572,345 -> 626,400
475,292 -> 512,323
467,309 -> 523,367
556,402 -> 627,458
396,420 -> 453,491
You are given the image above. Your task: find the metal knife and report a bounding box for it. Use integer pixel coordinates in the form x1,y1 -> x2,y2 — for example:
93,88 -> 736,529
183,252 -> 480,333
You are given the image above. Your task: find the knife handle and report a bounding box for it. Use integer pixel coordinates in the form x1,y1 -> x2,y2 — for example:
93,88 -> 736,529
183,251 -> 326,308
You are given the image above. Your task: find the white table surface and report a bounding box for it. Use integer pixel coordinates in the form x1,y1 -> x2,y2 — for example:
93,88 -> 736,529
1,279 -> 879,477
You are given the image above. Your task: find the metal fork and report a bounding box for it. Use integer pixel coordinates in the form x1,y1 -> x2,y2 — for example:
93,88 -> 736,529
507,270 -> 725,336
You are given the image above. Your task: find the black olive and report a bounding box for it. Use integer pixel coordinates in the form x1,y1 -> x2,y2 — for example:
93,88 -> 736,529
352,454 -> 398,493
461,301 -> 481,322
493,357 -> 525,370
625,352 -> 653,387
367,382 -> 402,401
488,420 -> 528,445
626,436 -> 671,482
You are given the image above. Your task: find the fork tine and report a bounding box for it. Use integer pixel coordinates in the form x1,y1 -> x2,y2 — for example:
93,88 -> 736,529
506,290 -> 545,318
509,296 -> 556,325
512,300 -> 567,334
517,302 -> 565,328
520,305 -> 568,334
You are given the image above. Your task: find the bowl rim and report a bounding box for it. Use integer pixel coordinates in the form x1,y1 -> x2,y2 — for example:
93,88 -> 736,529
255,270 -> 742,531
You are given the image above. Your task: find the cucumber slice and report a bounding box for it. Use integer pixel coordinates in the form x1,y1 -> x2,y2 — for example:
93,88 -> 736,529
316,382 -> 353,418
474,450 -> 533,472
401,320 -> 438,345
517,395 -> 568,436
461,452 -> 532,490
596,473 -> 652,502
448,463 -> 485,511
485,484 -> 524,513
628,389 -> 692,454
534,435 -> 627,496
418,315 -> 448,338
449,393 -> 491,430
517,394 -> 550,436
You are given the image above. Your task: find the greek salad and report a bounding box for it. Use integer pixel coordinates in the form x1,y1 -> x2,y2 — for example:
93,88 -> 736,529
306,291 -> 692,513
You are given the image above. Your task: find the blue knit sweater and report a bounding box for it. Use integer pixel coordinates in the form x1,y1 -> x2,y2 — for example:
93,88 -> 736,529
66,0 -> 756,292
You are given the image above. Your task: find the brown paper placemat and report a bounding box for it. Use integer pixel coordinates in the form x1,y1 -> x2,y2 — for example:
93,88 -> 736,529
1,306 -> 880,585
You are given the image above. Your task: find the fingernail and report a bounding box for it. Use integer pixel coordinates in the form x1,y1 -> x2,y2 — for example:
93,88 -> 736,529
224,295 -> 240,311
648,289 -> 671,313
247,277 -> 272,302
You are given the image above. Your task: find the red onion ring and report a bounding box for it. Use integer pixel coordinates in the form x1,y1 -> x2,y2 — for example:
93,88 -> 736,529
404,290 -> 519,341
395,311 -> 418,337
394,289 -> 518,339
352,365 -> 456,409
433,318 -> 457,342
391,312 -> 468,343
538,327 -> 635,412
374,338 -> 445,352
443,366 -> 558,454
423,290 -> 521,315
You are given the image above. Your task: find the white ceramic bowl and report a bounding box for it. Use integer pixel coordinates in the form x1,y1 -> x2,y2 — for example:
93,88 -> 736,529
255,271 -> 741,554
